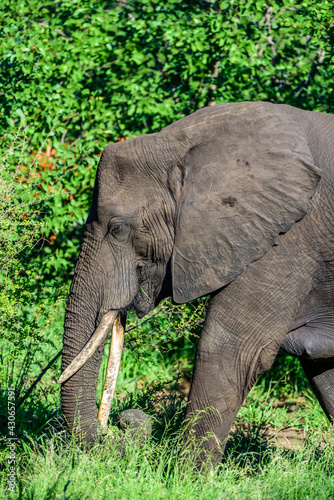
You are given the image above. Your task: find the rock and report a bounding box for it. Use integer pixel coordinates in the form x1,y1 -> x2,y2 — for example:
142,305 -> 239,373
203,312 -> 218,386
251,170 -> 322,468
117,409 -> 152,442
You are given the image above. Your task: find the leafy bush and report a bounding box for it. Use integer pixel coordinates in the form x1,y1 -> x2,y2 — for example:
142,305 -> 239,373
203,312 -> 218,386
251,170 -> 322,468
0,124 -> 64,396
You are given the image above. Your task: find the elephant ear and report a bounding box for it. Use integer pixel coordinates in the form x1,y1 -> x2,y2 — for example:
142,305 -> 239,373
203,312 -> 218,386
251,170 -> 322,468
170,102 -> 321,303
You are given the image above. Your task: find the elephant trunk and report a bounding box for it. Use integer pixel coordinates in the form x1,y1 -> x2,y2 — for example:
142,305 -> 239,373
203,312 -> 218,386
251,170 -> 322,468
60,245 -> 119,439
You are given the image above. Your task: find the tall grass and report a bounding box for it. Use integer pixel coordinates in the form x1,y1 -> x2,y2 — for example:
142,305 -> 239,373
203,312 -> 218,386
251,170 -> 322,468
2,406 -> 334,500
1,362 -> 333,500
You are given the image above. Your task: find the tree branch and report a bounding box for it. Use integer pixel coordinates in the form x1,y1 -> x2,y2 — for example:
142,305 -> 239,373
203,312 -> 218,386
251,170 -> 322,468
16,350 -> 62,410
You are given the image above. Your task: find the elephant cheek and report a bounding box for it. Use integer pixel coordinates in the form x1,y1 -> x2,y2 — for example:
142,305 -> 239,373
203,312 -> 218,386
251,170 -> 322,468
100,246 -> 139,311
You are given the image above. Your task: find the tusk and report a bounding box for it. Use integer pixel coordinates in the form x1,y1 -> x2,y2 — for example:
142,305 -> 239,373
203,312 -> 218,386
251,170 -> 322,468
58,310 -> 118,385
98,313 -> 125,429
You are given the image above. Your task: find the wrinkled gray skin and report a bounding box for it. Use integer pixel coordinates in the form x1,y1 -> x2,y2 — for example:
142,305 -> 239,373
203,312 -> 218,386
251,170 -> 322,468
61,102 -> 334,464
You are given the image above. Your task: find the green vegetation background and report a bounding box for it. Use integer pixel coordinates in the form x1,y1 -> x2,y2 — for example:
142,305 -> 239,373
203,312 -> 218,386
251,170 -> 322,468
1,1 -> 334,497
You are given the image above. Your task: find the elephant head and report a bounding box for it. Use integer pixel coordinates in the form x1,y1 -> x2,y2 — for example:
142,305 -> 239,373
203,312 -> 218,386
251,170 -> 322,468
60,102 -> 320,439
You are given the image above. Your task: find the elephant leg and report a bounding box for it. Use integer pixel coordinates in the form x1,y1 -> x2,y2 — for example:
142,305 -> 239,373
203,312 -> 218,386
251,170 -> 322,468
300,359 -> 334,422
185,238 -> 318,464
185,292 -> 282,464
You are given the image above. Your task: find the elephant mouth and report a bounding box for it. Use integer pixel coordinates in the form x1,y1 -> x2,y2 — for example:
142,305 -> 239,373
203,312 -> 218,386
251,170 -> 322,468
131,295 -> 154,319
58,309 -> 125,429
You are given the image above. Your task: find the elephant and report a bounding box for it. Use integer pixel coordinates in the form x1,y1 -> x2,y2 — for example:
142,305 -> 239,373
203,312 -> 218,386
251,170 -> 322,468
59,101 -> 334,464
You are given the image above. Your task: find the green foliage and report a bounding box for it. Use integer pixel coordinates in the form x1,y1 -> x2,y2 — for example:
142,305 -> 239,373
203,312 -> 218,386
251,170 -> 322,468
0,124 -> 41,317
0,124 -> 65,396
2,1 -> 334,144
125,297 -> 208,363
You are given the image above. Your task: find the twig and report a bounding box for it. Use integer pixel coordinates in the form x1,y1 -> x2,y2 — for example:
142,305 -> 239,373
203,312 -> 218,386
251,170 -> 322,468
69,134 -> 85,147
55,29 -> 69,39
16,350 -> 62,410
61,129 -> 68,144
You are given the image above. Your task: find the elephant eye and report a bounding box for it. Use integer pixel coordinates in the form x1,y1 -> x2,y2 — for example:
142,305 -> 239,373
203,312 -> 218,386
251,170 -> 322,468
110,223 -> 122,235
108,222 -> 129,242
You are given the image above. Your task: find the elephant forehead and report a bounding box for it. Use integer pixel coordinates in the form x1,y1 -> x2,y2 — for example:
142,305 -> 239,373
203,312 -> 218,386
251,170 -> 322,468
96,187 -> 165,224
97,160 -> 141,193
96,170 -> 148,212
